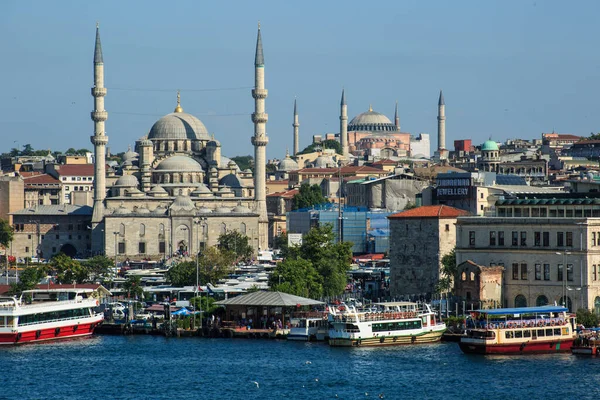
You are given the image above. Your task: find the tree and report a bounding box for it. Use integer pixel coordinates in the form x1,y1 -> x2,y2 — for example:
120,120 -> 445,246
0,219 -> 14,249
292,183 -> 328,210
231,155 -> 253,172
297,139 -> 342,155
166,261 -> 196,287
49,253 -> 89,284
82,255 -> 113,280
7,266 -> 47,295
123,275 -> 144,299
218,230 -> 253,262
21,144 -> 34,156
166,246 -> 235,286
269,258 -> 323,298
404,202 -> 418,210
436,249 -> 457,294
577,308 -> 599,328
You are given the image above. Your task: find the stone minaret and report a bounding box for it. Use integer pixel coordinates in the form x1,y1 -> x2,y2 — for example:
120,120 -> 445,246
394,101 -> 400,131
340,89 -> 348,158
437,90 -> 446,151
251,23 -> 269,250
91,24 -> 108,225
292,99 -> 299,156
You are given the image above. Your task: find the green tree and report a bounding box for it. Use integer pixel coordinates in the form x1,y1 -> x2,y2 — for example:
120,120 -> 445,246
82,255 -> 113,280
292,183 -> 328,210
270,258 -> 323,298
21,144 -> 34,156
231,155 -> 253,172
577,308 -> 599,328
7,266 -> 47,295
297,139 -> 342,155
0,219 -> 14,249
123,275 -> 144,299
166,246 -> 235,286
65,148 -> 77,155
50,253 -> 89,284
404,202 -> 418,210
166,261 -> 196,287
436,249 -> 457,294
76,148 -> 91,155
218,230 -> 253,262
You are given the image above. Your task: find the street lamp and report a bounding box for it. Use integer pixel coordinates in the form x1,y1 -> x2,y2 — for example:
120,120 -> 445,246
113,231 -> 119,273
556,251 -> 571,309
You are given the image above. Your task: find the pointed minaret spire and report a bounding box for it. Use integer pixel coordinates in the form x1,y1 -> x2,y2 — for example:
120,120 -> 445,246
94,22 -> 103,64
437,90 -> 446,151
255,21 -> 264,66
340,88 -> 348,159
394,101 -> 400,131
292,98 -> 299,156
438,90 -> 445,106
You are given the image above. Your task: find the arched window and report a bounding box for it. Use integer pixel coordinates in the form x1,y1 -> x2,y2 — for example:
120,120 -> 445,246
461,272 -> 467,281
594,297 -> 600,314
119,223 -> 125,237
536,295 -> 548,307
158,223 -> 165,239
240,223 -> 247,235
470,272 -> 475,281
514,294 -> 527,308
559,296 -> 573,312
139,223 -> 145,237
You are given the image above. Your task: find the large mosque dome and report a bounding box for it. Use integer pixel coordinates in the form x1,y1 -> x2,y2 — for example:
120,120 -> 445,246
148,112 -> 210,140
348,106 -> 397,133
155,156 -> 203,172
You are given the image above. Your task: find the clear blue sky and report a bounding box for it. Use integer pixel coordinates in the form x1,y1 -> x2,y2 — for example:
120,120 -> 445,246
1,0 -> 599,159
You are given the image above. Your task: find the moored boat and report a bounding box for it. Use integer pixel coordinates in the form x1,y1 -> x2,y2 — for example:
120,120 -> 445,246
459,305 -> 576,355
0,288 -> 104,345
571,329 -> 600,356
287,311 -> 329,341
327,301 -> 446,347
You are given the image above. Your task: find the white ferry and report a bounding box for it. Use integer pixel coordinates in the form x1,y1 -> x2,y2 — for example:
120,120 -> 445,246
287,311 -> 329,342
459,305 -> 577,355
0,288 -> 105,345
328,301 -> 446,347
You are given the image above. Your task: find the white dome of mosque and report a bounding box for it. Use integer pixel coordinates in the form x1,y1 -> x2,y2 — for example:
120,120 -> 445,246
155,156 -> 203,172
314,155 -> 336,168
148,112 -> 210,141
278,151 -> 299,172
122,146 -> 139,162
114,175 -> 139,187
220,156 -> 240,171
348,105 -> 396,132
232,204 -> 253,213
191,184 -> 212,196
170,195 -> 195,210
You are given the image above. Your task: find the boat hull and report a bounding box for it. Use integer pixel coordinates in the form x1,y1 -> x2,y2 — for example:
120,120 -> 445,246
571,346 -> 599,356
329,329 -> 445,347
459,338 -> 574,355
0,318 -> 103,345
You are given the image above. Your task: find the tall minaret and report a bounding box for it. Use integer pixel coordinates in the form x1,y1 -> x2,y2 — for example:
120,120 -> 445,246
340,89 -> 348,158
251,23 -> 269,250
292,99 -> 299,156
437,90 -> 446,151
91,23 -> 108,226
394,101 -> 400,131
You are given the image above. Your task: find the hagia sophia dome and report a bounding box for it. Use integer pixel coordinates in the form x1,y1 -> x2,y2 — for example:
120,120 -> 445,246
348,105 -> 397,133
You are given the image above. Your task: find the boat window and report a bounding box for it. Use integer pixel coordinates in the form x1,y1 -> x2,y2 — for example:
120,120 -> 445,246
554,328 -> 561,336
523,330 -> 531,338
515,330 -> 523,338
505,331 -> 514,339
537,329 -> 545,337
546,328 -> 553,336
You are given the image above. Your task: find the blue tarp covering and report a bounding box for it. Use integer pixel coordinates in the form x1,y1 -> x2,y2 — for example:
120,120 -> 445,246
171,307 -> 192,316
476,305 -> 568,315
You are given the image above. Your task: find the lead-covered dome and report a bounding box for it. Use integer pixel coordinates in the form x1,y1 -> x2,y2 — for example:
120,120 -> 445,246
155,156 -> 203,172
348,106 -> 396,132
148,112 -> 210,140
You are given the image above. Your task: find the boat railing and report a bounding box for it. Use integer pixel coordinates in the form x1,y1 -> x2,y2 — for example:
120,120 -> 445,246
357,311 -> 419,323
12,298 -> 98,310
473,317 -> 569,330
18,312 -> 103,327
290,311 -> 327,319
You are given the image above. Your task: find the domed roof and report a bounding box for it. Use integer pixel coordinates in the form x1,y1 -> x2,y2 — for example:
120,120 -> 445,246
348,105 -> 396,132
314,155 -> 336,168
214,206 -> 231,213
232,204 -> 252,213
148,112 -> 210,141
156,156 -> 203,172
196,206 -> 213,213
135,205 -> 150,214
114,174 -> 139,187
170,195 -> 195,211
220,156 -> 240,171
191,183 -> 212,195
152,205 -> 167,215
150,185 -> 168,194
278,151 -> 299,172
122,145 -> 139,162
219,174 -> 245,188
114,205 -> 129,215
481,139 -> 499,151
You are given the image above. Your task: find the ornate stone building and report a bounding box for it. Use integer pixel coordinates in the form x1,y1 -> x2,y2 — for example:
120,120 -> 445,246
89,24 -> 269,259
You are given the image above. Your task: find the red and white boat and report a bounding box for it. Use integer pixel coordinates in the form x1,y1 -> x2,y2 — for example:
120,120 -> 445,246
0,288 -> 104,345
459,305 -> 577,355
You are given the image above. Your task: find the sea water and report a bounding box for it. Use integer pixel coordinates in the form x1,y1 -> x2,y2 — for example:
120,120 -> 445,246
1,335 -> 600,400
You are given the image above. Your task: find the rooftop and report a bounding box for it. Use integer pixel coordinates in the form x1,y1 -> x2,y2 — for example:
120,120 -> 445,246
53,164 -> 95,177
388,205 -> 470,219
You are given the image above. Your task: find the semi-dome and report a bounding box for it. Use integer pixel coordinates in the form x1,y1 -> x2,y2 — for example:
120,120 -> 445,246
170,195 -> 195,211
481,139 -> 499,151
114,174 -> 139,187
122,146 -> 139,162
148,112 -> 210,141
190,183 -> 212,195
219,174 -> 245,188
152,205 -> 167,215
348,105 -> 396,132
214,206 -> 231,213
196,206 -> 213,213
220,156 -> 240,171
155,156 -> 203,172
135,205 -> 151,214
114,205 -> 130,215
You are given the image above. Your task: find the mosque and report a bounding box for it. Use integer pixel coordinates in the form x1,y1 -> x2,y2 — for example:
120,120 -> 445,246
89,24 -> 269,258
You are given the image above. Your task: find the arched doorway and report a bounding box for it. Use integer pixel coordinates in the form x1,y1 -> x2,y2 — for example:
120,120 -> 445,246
559,296 -> 573,311
514,294 -> 527,308
536,295 -> 549,306
177,240 -> 188,255
60,243 -> 77,258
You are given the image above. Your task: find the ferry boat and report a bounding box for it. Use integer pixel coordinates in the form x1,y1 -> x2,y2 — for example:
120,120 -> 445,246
0,288 -> 104,345
327,301 -> 446,347
287,311 -> 329,342
571,328 -> 600,356
459,305 -> 576,355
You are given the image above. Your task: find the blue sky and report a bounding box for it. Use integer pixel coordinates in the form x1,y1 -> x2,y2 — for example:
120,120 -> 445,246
1,0 -> 600,159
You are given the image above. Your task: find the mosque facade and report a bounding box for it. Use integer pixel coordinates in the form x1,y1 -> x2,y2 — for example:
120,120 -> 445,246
90,24 -> 269,259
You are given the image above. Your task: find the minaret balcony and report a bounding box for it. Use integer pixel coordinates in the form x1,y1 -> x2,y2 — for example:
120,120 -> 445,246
252,89 -> 268,99
251,136 -> 269,147
91,111 -> 108,121
252,112 -> 268,123
91,87 -> 107,97
90,135 -> 109,145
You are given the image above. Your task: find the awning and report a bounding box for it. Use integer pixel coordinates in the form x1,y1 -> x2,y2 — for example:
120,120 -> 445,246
214,291 -> 324,307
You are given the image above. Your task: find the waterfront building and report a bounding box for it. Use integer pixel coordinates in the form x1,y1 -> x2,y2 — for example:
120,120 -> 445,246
87,24 -> 269,258
388,205 -> 470,299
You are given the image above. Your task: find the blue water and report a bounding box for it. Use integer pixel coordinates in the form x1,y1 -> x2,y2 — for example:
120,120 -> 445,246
2,335 -> 600,400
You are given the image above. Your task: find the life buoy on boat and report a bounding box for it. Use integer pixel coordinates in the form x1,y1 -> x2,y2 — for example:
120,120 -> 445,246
55,327 -> 60,336
538,321 -> 544,327
550,320 -> 555,326
499,323 -> 505,329
15,333 -> 21,342
35,330 -> 41,339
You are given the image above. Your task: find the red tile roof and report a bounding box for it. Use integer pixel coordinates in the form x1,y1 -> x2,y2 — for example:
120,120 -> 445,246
372,159 -> 397,165
267,188 -> 299,199
23,174 -> 61,185
54,164 -> 95,176
388,205 -> 470,219
295,165 -> 387,174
